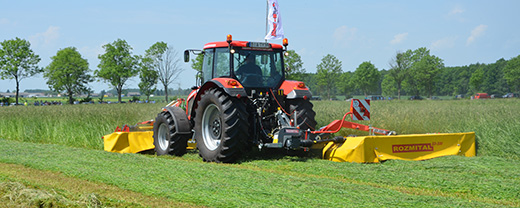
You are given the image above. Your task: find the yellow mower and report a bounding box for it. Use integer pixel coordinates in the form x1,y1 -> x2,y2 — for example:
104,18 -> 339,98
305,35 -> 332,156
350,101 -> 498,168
103,35 -> 475,163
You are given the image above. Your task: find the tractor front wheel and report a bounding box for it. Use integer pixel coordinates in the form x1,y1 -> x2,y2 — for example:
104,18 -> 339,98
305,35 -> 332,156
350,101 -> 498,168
153,111 -> 188,156
194,88 -> 249,163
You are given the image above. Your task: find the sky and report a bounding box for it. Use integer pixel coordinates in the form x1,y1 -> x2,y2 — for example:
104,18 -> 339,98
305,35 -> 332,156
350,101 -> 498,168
1,0 -> 519,93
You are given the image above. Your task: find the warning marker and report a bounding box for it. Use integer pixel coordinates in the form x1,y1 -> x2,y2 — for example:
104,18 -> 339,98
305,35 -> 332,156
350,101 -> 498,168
350,99 -> 370,120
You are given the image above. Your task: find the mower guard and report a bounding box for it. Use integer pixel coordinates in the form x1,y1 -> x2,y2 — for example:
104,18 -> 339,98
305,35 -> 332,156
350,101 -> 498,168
104,131 -> 155,153
323,132 -> 475,163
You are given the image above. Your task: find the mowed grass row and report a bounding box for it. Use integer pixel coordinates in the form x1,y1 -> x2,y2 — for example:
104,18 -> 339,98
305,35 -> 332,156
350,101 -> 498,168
0,99 -> 519,159
0,139 -> 518,207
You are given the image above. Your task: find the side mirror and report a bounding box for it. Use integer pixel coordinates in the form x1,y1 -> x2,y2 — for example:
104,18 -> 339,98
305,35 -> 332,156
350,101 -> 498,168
184,50 -> 190,62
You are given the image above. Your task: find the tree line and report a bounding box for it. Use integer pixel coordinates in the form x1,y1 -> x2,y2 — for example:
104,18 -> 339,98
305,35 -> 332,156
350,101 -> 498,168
0,38 -> 183,104
283,48 -> 520,99
2,37 -> 520,104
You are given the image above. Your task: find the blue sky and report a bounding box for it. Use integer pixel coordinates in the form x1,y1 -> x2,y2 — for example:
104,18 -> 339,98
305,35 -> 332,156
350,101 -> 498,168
1,0 -> 519,93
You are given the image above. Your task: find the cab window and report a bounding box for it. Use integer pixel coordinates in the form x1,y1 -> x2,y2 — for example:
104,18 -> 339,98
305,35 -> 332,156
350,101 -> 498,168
202,49 -> 214,82
214,48 -> 230,78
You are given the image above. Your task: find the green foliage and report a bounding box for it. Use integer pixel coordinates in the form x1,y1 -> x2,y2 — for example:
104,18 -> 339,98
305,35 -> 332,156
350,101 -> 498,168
191,53 -> 204,85
79,97 -> 91,103
354,61 -> 380,97
0,97 -> 14,105
130,96 -> 140,102
44,47 -> 92,105
337,72 -> 354,97
469,66 -> 484,92
316,54 -> 342,99
503,55 -> 520,93
138,55 -> 158,101
381,75 -> 397,96
284,50 -> 306,80
482,58 -> 508,95
0,37 -> 42,104
402,48 -> 444,97
96,39 -> 139,103
388,50 -> 412,99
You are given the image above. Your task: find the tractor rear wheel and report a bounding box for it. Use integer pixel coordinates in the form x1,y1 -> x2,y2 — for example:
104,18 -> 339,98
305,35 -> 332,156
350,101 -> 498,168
287,99 -> 317,131
194,88 -> 249,163
153,111 -> 188,156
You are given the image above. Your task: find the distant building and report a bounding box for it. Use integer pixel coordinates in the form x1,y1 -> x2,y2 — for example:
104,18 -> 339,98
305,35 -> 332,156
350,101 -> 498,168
127,92 -> 141,97
1,92 -> 48,98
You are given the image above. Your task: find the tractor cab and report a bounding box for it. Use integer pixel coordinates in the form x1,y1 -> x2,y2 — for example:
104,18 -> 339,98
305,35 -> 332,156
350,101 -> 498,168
187,35 -> 287,96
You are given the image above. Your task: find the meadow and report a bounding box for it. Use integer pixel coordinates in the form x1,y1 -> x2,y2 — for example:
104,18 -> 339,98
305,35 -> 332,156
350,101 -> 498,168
0,98 -> 519,207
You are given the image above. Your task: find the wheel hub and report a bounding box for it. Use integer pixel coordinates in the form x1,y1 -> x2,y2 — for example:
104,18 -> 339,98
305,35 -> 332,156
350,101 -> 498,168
202,104 -> 222,151
157,123 -> 169,151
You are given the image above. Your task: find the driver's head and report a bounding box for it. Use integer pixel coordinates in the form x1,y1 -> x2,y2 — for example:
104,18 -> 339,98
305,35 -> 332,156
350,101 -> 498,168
245,54 -> 255,64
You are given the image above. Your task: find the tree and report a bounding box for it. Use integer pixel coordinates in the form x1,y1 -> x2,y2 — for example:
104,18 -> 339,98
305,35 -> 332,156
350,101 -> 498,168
44,47 -> 92,104
284,50 -> 306,81
482,59 -> 508,95
0,37 -> 41,104
381,75 -> 397,97
469,66 -> 484,93
504,55 -> 520,93
96,39 -> 139,103
145,42 -> 184,102
315,54 -> 342,99
404,47 -> 444,98
191,53 -> 204,85
337,72 -> 355,98
353,61 -> 380,97
388,50 -> 412,99
138,56 -> 158,101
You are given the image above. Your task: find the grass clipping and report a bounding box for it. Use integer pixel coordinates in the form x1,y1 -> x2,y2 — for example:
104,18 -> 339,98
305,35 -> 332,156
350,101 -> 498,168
0,181 -> 102,208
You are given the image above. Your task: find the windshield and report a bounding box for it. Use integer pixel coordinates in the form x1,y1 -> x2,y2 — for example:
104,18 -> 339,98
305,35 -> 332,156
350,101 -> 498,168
232,49 -> 284,88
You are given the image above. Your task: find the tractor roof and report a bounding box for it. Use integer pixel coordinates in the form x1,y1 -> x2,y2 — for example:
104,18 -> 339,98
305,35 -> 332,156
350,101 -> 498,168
203,41 -> 283,50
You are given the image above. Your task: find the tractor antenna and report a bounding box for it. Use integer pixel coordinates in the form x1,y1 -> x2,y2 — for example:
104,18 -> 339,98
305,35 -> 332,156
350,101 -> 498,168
265,0 -> 268,42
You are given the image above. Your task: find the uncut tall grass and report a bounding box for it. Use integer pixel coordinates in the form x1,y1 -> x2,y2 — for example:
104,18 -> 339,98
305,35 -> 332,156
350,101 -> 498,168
0,103 -> 165,149
1,99 -> 519,159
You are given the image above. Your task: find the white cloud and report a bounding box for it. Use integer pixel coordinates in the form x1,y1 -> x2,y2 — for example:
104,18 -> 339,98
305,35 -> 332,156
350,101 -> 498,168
79,42 -> 107,64
29,26 -> 60,47
333,25 -> 358,46
0,18 -> 9,25
449,7 -> 465,15
466,24 -> 488,45
431,36 -> 457,50
390,33 -> 408,45
446,6 -> 466,22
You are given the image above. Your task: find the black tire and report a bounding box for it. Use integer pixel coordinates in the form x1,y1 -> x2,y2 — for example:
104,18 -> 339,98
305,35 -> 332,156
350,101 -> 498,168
287,99 -> 317,131
194,88 -> 249,163
153,111 -> 188,156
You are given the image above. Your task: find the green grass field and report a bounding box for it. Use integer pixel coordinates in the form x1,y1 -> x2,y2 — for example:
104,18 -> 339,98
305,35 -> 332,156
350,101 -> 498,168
0,99 -> 519,207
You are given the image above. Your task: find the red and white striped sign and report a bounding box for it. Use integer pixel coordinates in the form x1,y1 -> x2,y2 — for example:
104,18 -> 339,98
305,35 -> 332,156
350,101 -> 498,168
350,99 -> 370,120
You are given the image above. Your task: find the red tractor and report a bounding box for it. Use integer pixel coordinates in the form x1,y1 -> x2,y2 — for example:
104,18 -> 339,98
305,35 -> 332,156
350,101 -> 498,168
103,35 -> 476,163
152,35 -> 317,163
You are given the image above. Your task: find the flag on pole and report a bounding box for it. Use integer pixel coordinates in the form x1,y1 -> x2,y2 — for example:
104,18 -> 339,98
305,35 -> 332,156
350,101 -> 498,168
265,0 -> 284,40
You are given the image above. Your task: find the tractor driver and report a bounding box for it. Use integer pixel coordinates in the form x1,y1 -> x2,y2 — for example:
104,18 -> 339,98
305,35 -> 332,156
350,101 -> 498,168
235,55 -> 262,85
